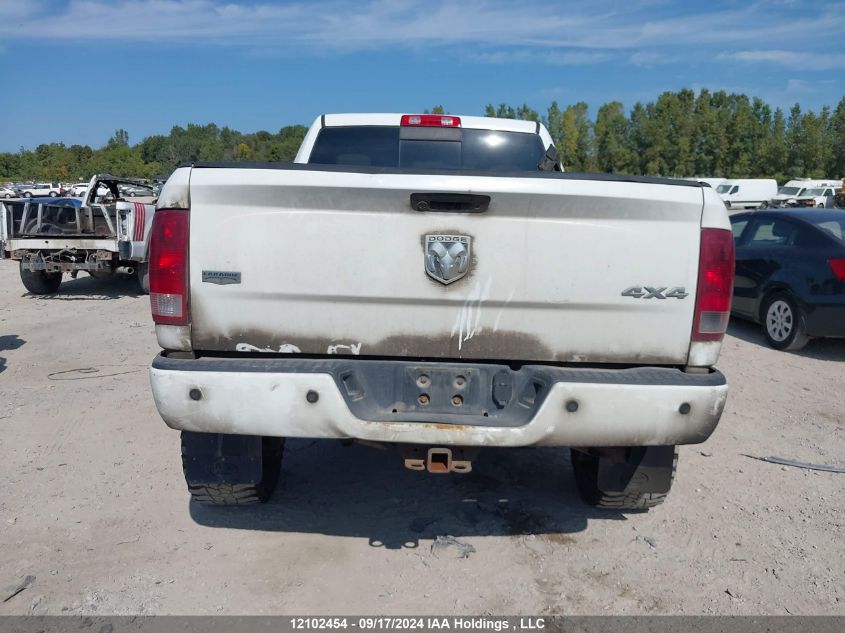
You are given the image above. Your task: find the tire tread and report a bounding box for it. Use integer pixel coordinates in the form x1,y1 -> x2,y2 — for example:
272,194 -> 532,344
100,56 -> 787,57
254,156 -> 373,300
571,449 -> 677,511
180,434 -> 284,506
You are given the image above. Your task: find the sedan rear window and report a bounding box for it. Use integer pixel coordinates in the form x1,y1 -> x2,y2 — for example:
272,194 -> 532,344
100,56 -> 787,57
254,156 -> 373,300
747,219 -> 797,246
308,126 -> 546,172
815,220 -> 845,244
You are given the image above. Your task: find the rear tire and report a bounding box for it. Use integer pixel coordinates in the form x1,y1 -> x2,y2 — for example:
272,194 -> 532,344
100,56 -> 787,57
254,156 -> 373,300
19,261 -> 62,294
570,447 -> 677,510
137,262 -> 149,294
761,292 -> 809,351
181,432 -> 284,506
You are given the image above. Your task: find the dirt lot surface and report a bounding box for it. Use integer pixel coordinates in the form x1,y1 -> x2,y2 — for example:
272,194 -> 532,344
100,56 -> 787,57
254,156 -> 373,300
1,259 -> 843,616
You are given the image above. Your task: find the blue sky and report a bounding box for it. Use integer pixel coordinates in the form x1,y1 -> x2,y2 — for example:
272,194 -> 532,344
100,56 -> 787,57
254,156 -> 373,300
0,0 -> 843,151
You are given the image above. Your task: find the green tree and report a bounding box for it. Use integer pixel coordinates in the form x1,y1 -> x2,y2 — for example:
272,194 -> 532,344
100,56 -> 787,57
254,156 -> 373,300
234,142 -> 252,161
799,107 -> 833,178
545,101 -> 564,148
763,108 -> 789,182
109,129 -> 130,147
594,101 -> 634,173
786,104 -> 805,178
559,102 -> 592,171
830,97 -> 845,178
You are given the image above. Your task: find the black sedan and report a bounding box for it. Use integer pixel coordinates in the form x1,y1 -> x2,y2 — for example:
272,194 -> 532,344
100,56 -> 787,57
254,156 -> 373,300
730,209 -> 845,350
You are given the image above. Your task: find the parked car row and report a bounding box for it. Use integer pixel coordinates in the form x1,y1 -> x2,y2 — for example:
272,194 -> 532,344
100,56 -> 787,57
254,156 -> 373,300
686,177 -> 844,210
1,179 -> 160,200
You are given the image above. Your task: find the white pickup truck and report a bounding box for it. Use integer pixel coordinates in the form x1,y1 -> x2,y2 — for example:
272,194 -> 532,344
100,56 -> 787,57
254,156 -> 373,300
0,174 -> 156,294
148,113 -> 733,510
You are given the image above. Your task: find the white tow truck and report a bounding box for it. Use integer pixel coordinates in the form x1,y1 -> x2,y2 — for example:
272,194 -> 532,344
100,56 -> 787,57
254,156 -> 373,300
147,113 -> 733,510
0,174 -> 156,294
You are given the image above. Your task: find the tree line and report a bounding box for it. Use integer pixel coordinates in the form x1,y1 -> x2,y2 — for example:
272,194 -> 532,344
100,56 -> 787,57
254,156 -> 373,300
0,123 -> 309,183
2,89 -> 844,183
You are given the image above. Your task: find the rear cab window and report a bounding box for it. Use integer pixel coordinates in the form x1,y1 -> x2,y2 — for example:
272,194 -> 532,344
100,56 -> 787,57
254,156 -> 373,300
308,126 -> 546,172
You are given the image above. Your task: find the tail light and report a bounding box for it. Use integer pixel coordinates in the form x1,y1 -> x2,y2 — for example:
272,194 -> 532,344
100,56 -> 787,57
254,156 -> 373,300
829,258 -> 845,281
149,209 -> 189,325
400,114 -> 461,127
692,228 -> 735,342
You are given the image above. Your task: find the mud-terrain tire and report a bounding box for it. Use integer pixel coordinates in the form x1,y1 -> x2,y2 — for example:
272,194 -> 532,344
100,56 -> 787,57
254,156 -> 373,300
181,432 -> 284,506
761,292 -> 809,351
136,262 -> 149,294
570,447 -> 677,510
19,261 -> 62,294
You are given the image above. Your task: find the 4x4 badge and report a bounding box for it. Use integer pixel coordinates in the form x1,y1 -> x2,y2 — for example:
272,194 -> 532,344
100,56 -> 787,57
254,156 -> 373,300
621,286 -> 688,299
424,234 -> 471,285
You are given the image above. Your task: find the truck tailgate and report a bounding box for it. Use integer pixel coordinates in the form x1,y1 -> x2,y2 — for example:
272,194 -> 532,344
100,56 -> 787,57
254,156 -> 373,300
187,167 -> 704,364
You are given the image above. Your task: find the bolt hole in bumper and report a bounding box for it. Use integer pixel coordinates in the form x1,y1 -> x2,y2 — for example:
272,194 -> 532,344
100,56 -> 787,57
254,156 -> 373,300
149,354 -> 727,448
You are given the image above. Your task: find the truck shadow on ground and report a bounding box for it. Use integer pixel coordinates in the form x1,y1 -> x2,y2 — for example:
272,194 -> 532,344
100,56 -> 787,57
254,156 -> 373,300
24,273 -> 143,300
0,334 -> 26,374
727,317 -> 845,362
189,440 -> 629,549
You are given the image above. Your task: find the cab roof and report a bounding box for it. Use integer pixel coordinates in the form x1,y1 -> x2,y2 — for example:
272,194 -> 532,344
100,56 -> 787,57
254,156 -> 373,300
321,113 -> 540,135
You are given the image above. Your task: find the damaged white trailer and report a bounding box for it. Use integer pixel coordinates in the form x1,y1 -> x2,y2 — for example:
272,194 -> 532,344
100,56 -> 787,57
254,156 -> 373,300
0,174 -> 156,294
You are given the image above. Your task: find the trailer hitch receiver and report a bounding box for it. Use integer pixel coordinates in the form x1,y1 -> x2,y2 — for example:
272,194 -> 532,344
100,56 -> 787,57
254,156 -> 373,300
403,447 -> 472,474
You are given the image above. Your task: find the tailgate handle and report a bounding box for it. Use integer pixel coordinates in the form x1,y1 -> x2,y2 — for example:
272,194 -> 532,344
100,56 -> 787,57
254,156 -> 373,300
410,193 -> 490,213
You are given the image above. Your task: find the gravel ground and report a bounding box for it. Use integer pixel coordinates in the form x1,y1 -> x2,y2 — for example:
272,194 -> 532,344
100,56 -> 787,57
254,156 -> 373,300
0,260 -> 843,615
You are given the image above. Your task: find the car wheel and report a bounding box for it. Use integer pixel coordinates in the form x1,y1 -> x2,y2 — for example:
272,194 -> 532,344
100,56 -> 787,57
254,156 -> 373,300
762,292 -> 809,351
24,192 -> 32,198
49,191 -> 58,197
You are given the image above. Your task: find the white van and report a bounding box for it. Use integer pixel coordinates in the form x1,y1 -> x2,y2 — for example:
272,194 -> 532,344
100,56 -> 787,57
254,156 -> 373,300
715,179 -> 777,210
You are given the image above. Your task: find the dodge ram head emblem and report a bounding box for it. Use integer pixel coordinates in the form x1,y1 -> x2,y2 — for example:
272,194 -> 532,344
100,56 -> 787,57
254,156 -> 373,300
424,234 -> 471,285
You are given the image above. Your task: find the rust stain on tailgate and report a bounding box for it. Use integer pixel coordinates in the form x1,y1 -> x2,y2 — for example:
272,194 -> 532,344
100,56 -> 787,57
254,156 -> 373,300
190,328 -> 679,364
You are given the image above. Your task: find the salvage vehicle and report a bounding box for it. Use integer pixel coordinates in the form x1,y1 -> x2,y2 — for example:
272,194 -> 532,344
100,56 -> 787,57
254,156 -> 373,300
148,113 -> 733,510
769,179 -> 814,208
793,186 -> 838,208
0,174 -> 156,294
730,208 -> 845,350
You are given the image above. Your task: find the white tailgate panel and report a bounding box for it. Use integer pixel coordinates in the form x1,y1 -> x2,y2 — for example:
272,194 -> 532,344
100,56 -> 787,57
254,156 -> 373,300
188,169 -> 703,364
